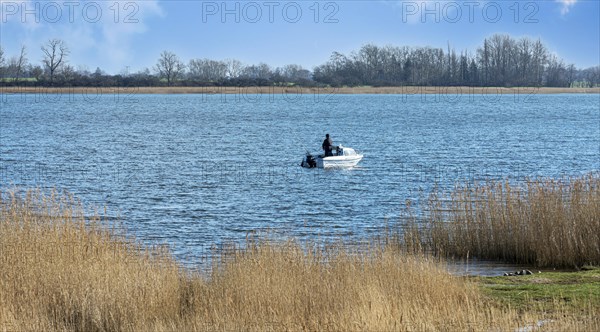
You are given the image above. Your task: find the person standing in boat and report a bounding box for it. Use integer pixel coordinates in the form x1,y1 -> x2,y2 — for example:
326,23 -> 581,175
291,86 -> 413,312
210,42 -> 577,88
322,134 -> 333,157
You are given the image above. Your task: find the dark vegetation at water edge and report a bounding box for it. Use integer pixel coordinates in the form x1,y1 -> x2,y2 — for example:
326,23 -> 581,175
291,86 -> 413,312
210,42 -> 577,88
1,34 -> 599,88
401,174 -> 600,268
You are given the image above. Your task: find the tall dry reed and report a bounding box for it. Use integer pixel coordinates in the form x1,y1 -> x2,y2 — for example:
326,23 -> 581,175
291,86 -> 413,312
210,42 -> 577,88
403,174 -> 600,268
0,188 -> 532,331
0,188 -> 551,331
0,189 -> 183,331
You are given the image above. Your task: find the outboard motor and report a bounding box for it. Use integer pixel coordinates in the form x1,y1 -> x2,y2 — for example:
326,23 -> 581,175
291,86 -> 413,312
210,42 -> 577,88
307,154 -> 316,168
301,153 -> 317,168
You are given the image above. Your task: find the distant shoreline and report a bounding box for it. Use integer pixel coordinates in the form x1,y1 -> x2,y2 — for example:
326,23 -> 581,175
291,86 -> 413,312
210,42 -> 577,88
2,86 -> 599,95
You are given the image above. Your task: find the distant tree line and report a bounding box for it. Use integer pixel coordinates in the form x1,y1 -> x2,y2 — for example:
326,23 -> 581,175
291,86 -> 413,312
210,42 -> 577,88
1,34 -> 599,88
314,35 -> 599,88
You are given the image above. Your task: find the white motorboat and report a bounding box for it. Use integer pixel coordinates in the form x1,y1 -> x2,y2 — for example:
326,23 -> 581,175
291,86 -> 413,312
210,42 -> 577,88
301,145 -> 363,169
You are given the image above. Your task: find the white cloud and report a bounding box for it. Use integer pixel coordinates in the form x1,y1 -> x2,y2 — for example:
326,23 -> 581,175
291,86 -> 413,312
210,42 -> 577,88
556,0 -> 577,15
0,0 -> 41,30
2,0 -> 164,73
96,1 -> 164,70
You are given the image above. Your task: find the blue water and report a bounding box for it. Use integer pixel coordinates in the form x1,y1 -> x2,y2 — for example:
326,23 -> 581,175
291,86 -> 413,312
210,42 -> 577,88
1,92 -> 599,262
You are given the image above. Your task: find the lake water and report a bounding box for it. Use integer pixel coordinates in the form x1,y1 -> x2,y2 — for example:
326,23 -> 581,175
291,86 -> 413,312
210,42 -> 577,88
1,92 -> 599,264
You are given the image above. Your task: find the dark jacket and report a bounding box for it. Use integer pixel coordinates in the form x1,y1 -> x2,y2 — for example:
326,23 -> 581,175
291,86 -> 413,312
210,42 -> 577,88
322,138 -> 332,151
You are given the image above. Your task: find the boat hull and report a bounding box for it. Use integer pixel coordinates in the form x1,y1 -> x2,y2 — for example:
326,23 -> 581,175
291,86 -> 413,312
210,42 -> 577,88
316,155 -> 363,168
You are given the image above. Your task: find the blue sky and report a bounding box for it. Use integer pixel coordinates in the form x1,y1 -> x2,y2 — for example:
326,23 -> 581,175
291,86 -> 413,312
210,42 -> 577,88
1,0 -> 598,74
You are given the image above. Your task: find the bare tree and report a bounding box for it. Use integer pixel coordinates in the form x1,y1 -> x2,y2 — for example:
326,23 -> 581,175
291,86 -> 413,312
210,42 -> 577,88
61,65 -> 76,82
589,66 -> 600,87
30,65 -> 43,81
532,39 -> 547,86
311,34 -> 567,88
155,51 -> 186,86
41,39 -> 69,84
516,38 -> 532,85
241,63 -> 272,80
188,58 -> 228,81
224,58 -> 243,79
0,46 -> 5,79
11,45 -> 28,82
280,64 -> 308,80
566,64 -> 576,87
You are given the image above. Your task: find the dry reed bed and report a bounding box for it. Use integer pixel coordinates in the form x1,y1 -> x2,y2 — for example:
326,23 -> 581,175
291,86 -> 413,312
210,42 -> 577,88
403,173 -> 600,268
1,188 -> 597,331
0,189 -> 533,331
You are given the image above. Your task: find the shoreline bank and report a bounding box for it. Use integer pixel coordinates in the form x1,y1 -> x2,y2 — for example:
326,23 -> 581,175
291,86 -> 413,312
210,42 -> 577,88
1,86 -> 599,95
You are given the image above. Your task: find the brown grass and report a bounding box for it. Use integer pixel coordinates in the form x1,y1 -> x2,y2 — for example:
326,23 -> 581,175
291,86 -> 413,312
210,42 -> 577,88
1,188 -> 597,331
403,173 -> 600,268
